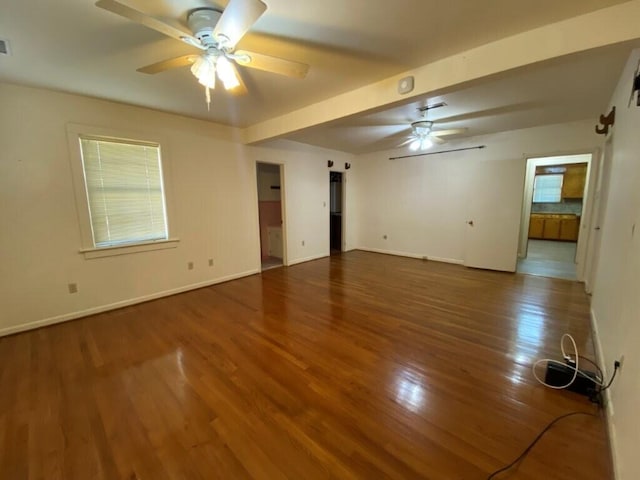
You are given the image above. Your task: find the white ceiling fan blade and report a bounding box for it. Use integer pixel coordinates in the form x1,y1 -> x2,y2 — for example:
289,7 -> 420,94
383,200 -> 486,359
429,135 -> 446,145
234,50 -> 309,78
95,0 -> 203,48
213,0 -> 267,49
137,54 -> 199,74
431,128 -> 467,137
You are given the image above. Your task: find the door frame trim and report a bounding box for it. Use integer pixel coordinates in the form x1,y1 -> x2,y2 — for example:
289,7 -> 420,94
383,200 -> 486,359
517,150 -> 596,282
255,161 -> 287,268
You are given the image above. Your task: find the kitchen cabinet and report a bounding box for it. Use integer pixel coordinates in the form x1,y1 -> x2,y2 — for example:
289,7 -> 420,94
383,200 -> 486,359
559,216 -> 579,240
561,163 -> 587,199
543,217 -> 561,239
528,214 -> 580,241
528,216 -> 544,238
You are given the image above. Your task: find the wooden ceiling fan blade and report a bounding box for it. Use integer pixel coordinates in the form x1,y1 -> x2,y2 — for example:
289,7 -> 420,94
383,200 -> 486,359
137,54 -> 198,74
95,0 -> 202,47
398,137 -> 416,147
234,50 -> 309,78
213,0 -> 267,49
431,128 -> 467,137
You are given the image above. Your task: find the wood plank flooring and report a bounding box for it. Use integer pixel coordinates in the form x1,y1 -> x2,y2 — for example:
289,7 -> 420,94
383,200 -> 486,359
0,251 -> 611,479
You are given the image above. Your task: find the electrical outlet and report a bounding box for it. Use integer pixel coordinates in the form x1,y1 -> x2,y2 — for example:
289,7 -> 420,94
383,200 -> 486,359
188,262 -> 194,270
208,259 -> 214,267
68,283 -> 78,294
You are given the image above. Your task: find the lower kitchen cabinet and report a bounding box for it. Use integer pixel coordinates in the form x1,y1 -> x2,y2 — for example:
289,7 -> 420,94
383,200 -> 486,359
528,216 -> 544,238
542,217 -> 561,239
559,217 -> 579,240
528,214 -> 580,241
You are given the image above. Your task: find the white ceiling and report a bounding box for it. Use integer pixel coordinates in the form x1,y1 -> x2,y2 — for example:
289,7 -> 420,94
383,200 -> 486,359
0,0 -> 634,151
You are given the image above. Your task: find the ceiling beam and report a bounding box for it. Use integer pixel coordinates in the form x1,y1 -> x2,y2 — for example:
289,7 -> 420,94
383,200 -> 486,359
242,0 -> 640,145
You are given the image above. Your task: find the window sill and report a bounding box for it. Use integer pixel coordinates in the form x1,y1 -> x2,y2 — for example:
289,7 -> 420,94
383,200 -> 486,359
80,238 -> 180,259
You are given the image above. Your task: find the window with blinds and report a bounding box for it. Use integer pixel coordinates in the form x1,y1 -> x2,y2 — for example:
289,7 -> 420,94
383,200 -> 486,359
532,174 -> 563,203
79,136 -> 168,247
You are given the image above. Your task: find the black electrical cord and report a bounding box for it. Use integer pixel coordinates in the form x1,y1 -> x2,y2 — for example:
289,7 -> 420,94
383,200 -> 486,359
574,354 -> 604,382
598,361 -> 620,393
486,411 -> 597,479
564,356 -> 619,405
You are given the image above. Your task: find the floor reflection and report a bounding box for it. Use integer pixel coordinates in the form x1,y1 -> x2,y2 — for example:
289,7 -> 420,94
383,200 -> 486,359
516,311 -> 544,346
394,368 -> 427,413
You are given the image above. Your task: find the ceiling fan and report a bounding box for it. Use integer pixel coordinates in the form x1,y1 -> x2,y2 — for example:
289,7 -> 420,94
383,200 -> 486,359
399,105 -> 467,151
95,0 -> 310,109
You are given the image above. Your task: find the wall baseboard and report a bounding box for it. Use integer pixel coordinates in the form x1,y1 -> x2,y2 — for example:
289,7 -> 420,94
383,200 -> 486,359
287,253 -> 329,266
0,268 -> 260,338
356,247 -> 464,265
591,307 -> 619,480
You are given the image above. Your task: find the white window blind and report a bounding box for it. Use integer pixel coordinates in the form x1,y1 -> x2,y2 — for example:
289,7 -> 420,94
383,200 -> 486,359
79,136 -> 168,247
533,174 -> 563,203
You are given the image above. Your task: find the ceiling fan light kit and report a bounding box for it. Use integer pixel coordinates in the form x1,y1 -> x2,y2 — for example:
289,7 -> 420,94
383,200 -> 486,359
398,103 -> 467,151
409,137 -> 433,152
95,0 -> 310,110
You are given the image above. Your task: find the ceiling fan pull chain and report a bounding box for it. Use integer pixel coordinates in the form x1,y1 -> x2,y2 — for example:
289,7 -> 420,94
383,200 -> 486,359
206,87 -> 211,111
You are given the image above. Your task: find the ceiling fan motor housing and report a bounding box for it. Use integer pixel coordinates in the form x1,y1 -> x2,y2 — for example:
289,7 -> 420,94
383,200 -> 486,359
187,8 -> 223,45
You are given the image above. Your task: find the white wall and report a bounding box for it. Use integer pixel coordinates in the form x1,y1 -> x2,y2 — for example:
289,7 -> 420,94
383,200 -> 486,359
252,140 -> 355,265
0,83 -> 353,336
351,120 -> 601,263
590,49 -> 640,480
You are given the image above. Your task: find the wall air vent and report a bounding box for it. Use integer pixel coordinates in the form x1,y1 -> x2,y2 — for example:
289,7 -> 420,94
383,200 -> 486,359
0,39 -> 11,56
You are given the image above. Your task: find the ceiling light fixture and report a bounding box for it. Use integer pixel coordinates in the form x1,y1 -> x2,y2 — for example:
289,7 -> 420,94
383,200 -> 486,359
217,56 -> 240,90
189,50 -> 241,110
409,120 -> 435,151
409,137 -> 433,151
190,52 -> 217,110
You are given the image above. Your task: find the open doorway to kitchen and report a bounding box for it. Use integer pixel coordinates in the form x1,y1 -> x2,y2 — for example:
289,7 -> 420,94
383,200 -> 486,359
329,171 -> 344,255
256,162 -> 285,271
517,153 -> 592,281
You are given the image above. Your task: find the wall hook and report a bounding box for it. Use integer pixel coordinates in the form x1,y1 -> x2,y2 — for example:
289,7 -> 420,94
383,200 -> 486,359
595,106 -> 616,135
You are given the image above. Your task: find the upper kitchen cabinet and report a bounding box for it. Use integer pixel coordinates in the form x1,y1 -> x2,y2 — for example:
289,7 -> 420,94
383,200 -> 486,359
561,163 -> 587,199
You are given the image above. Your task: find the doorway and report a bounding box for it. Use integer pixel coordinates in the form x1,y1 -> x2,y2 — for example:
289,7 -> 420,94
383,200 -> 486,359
329,172 -> 343,255
256,162 -> 285,271
517,154 -> 592,281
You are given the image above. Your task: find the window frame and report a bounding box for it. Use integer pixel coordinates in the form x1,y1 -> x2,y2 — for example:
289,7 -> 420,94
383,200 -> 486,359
67,124 -> 179,259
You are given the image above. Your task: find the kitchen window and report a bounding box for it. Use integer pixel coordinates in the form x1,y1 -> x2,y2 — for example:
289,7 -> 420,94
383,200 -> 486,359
532,174 -> 563,203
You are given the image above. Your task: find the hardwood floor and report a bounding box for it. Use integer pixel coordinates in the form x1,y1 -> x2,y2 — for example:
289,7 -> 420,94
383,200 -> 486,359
0,251 -> 611,479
